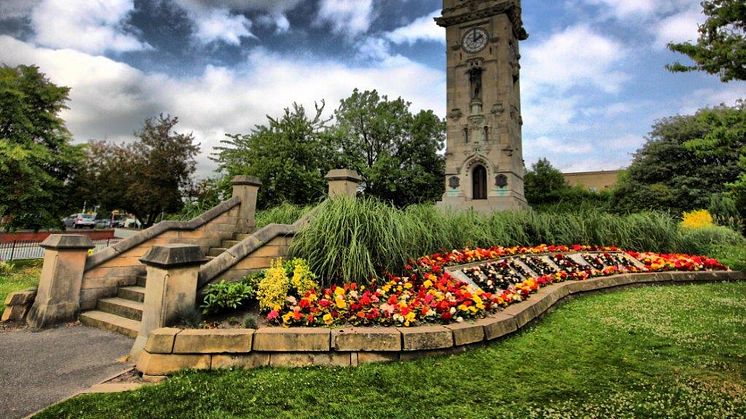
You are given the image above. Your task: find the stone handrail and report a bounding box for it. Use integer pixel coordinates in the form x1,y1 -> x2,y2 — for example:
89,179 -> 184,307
85,197 -> 241,271
197,207 -> 317,288
136,270 -> 746,376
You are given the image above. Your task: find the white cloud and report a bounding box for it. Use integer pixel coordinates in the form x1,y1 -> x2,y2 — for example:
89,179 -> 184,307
582,0 -> 658,19
174,0 -> 302,13
386,10 -> 444,45
606,134 -> 645,150
678,85 -> 746,114
525,136 -> 594,156
0,35 -> 445,178
256,13 -> 291,33
172,0 -> 304,41
581,0 -> 697,20
315,0 -> 374,37
31,0 -> 149,54
192,8 -> 255,45
654,7 -> 703,48
522,25 -> 628,95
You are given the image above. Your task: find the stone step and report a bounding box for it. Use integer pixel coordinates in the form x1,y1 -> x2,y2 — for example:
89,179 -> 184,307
136,274 -> 147,287
234,233 -> 251,241
117,286 -> 146,303
80,310 -> 139,339
97,297 -> 144,321
222,240 -> 240,248
205,256 -> 215,261
208,247 -> 227,257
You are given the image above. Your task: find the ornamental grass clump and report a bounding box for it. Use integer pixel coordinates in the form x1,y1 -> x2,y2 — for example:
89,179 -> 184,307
255,203 -> 312,228
291,197 -> 688,285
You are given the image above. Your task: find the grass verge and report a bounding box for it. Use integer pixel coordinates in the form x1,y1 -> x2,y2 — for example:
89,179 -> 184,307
37,282 -> 746,418
0,259 -> 41,311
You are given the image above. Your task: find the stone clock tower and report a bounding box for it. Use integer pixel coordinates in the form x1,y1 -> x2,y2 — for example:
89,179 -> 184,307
436,0 -> 529,212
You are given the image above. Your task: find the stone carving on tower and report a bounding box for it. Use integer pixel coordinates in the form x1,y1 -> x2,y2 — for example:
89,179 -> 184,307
436,0 -> 529,213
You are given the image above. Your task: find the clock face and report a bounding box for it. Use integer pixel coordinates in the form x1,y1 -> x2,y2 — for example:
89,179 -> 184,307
462,28 -> 488,53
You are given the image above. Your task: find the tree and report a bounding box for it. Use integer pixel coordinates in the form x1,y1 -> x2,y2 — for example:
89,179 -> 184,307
334,89 -> 445,207
0,65 -> 84,230
667,0 -> 746,82
611,102 -> 745,215
76,115 -> 200,227
524,158 -> 569,206
213,102 -> 338,209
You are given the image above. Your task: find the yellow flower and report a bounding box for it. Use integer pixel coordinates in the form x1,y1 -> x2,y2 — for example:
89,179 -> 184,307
423,279 -> 433,289
681,209 -> 714,230
404,311 -> 416,326
334,287 -> 345,296
335,296 -> 347,309
323,313 -> 334,325
404,282 -> 413,290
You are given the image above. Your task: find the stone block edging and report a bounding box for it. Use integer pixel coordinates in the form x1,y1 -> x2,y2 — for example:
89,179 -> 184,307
135,270 -> 745,376
1,288 -> 37,322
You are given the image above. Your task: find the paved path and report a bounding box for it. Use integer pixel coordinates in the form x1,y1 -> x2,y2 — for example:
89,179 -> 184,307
0,325 -> 133,418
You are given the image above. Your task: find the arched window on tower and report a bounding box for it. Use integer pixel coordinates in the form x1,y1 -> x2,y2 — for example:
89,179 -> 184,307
472,165 -> 487,200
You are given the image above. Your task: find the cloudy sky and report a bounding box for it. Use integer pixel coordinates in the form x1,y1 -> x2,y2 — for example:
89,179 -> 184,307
1,0 -> 743,178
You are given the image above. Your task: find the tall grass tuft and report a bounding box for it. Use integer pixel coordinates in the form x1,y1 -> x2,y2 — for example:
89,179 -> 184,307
255,203 -> 311,228
290,197 -> 722,285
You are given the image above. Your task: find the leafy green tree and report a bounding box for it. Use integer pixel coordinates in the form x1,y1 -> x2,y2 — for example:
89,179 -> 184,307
667,0 -> 746,82
76,115 -> 200,227
334,89 -> 445,207
213,102 -> 338,209
524,158 -> 569,206
611,102 -> 745,215
0,65 -> 84,230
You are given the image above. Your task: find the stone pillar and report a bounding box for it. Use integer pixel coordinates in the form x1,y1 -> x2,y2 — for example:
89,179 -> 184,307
232,175 -> 262,234
326,169 -> 362,198
27,235 -> 94,329
131,244 -> 205,358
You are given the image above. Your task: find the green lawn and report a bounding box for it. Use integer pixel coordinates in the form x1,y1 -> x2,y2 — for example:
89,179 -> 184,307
0,259 -> 41,311
38,282 -> 746,418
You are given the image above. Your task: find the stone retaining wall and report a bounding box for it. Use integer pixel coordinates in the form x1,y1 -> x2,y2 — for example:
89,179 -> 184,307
136,270 -> 745,376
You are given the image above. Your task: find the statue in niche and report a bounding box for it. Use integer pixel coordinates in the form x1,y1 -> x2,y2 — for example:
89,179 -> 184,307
468,67 -> 482,101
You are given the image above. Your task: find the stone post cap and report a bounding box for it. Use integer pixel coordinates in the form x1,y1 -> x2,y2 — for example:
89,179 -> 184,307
325,169 -> 362,182
40,234 -> 95,250
140,244 -> 206,269
231,175 -> 262,187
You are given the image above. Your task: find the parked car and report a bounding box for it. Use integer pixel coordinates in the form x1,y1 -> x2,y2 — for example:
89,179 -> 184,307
63,213 -> 97,229
95,219 -> 112,229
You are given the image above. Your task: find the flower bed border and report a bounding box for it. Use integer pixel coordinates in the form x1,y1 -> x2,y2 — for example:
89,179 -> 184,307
137,270 -> 745,377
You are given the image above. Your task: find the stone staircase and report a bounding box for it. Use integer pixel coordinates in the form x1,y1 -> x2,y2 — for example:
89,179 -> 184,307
79,273 -> 145,338
79,232 -> 249,338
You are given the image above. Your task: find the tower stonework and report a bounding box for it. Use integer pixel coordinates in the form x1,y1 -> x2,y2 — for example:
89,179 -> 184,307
436,0 -> 529,212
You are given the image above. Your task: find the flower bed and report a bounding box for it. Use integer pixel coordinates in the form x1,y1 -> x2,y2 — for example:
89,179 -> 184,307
266,245 -> 729,328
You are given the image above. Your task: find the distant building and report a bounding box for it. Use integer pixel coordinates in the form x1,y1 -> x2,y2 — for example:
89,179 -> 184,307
563,170 -> 623,192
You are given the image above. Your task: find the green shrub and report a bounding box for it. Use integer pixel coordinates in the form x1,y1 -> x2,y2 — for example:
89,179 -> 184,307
201,279 -> 256,315
242,314 -> 258,329
679,226 -> 746,255
257,259 -> 290,311
707,244 -> 746,272
175,306 -> 203,328
290,198 -> 689,284
0,261 -> 15,276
